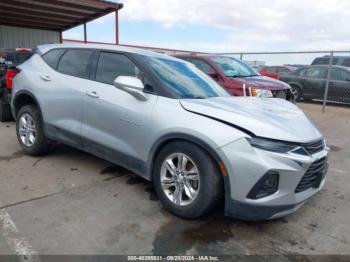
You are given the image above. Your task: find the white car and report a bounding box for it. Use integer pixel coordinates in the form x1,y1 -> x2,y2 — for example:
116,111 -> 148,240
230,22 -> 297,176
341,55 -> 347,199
11,44 -> 329,220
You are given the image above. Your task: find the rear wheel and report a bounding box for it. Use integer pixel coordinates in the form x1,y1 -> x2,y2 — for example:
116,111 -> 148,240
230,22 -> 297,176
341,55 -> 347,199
153,141 -> 223,219
16,105 -> 49,155
0,103 -> 13,122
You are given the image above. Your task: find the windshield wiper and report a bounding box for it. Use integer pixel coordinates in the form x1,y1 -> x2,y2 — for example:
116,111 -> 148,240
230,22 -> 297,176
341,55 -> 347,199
182,95 -> 206,99
238,74 -> 260,78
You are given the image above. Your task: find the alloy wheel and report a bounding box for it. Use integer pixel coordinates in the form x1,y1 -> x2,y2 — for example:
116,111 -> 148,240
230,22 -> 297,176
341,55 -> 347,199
291,86 -> 300,101
18,113 -> 36,147
160,153 -> 200,206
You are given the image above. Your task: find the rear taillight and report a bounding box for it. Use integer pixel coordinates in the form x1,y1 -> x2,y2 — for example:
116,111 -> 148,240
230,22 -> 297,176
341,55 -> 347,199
5,68 -> 21,90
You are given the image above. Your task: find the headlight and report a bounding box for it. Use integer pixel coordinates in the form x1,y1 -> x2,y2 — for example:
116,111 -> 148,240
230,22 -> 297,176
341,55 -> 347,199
251,88 -> 273,98
247,137 -> 303,154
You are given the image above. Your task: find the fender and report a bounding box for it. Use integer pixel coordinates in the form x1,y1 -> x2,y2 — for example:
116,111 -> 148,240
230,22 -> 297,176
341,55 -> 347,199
288,81 -> 303,90
11,90 -> 43,121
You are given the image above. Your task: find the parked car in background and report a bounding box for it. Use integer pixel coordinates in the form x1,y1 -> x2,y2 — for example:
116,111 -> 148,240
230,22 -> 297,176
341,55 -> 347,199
259,66 -> 296,80
0,48 -> 33,121
285,64 -> 308,69
174,55 -> 294,101
312,56 -> 350,67
280,65 -> 350,104
12,44 -> 328,220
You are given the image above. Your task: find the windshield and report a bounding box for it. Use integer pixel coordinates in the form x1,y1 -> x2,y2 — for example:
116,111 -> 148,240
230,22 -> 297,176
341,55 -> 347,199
143,56 -> 230,99
210,56 -> 259,77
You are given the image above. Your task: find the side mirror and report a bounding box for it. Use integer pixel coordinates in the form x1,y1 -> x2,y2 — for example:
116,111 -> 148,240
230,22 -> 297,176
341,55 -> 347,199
114,76 -> 148,101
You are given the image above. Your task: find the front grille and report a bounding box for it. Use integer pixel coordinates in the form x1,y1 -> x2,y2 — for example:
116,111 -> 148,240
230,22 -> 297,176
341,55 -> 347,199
300,139 -> 325,155
295,157 -> 328,193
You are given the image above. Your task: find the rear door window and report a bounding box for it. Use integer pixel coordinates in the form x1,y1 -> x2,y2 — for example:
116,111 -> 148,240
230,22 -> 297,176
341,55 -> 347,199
57,49 -> 94,78
331,68 -> 350,81
42,49 -> 66,69
300,67 -> 326,78
191,58 -> 215,74
278,67 -> 290,74
95,52 -> 140,85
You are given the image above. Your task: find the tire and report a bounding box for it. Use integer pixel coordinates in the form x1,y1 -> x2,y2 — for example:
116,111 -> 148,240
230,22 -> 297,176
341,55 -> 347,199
16,105 -> 49,155
0,103 -> 13,122
153,141 -> 223,219
290,85 -> 302,102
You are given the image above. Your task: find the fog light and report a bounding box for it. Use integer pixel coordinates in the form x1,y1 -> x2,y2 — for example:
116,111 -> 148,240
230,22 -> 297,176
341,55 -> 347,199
247,172 -> 279,199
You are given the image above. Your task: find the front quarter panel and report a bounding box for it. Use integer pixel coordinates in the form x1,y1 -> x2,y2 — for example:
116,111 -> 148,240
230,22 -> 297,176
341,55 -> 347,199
144,97 -> 249,172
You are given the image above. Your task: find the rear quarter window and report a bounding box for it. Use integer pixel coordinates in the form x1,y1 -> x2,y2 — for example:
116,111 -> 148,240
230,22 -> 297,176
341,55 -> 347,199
57,49 -> 94,78
42,49 -> 66,69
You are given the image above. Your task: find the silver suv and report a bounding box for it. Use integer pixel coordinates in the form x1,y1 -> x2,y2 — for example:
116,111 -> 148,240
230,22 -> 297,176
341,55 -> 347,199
11,44 -> 329,220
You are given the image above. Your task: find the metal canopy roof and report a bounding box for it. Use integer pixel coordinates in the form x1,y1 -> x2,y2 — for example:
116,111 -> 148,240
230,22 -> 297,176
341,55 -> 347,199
0,0 -> 123,31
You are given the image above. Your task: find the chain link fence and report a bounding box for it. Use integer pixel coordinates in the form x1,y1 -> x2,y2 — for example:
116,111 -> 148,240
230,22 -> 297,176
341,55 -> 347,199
218,51 -> 350,113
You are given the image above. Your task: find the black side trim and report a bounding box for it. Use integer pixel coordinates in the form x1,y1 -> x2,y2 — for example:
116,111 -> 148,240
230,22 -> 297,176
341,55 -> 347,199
44,123 -> 148,179
82,137 -> 148,179
44,123 -> 83,149
183,108 -> 256,137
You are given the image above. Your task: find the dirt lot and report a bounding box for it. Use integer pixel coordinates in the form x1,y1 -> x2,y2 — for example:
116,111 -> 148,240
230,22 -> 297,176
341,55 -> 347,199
0,103 -> 350,256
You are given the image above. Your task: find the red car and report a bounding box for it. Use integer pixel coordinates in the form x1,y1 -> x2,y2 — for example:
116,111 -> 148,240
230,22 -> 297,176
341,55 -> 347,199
0,48 -> 33,121
174,55 -> 294,101
259,66 -> 296,80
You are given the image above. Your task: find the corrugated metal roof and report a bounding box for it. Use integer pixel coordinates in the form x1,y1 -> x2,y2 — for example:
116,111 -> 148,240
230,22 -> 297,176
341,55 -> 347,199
0,0 -> 123,31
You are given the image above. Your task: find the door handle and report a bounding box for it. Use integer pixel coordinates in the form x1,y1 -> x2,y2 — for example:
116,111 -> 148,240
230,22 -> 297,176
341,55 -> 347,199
40,75 -> 51,81
86,91 -> 99,98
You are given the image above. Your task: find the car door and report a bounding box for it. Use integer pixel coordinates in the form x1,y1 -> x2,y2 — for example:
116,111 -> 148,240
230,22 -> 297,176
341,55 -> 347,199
39,48 -> 94,147
300,67 -> 326,100
328,67 -> 350,103
81,51 -> 158,171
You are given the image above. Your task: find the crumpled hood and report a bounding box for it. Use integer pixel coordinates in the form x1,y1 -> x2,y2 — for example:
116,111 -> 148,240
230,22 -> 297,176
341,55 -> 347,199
233,76 -> 290,90
180,97 -> 322,143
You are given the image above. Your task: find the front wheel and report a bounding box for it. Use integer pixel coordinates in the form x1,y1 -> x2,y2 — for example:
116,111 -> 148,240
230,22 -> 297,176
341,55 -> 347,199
153,141 -> 223,219
290,85 -> 302,102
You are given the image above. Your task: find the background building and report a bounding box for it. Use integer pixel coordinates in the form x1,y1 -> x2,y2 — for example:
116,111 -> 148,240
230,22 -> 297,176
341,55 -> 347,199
0,0 -> 122,49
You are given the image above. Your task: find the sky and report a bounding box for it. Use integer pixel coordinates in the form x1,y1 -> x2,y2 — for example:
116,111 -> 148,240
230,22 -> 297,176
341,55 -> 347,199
63,0 -> 349,65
